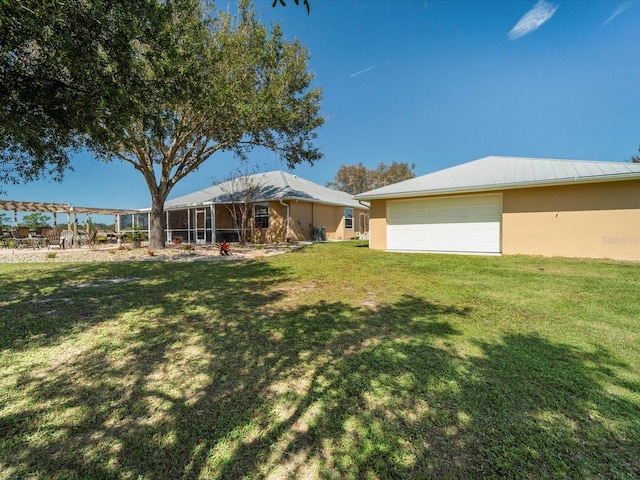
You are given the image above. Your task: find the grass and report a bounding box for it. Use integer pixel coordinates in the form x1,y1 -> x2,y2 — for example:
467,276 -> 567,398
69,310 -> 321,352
1,241 -> 639,479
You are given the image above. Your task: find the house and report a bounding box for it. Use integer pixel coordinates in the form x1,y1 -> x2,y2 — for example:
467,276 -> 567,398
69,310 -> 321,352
355,156 -> 640,261
162,170 -> 369,244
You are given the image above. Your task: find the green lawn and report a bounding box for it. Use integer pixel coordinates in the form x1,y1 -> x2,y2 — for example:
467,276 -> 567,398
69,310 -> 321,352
1,242 -> 639,479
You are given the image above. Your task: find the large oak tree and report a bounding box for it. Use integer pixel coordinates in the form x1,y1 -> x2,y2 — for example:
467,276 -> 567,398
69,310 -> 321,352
1,0 -> 159,186
2,0 -> 323,249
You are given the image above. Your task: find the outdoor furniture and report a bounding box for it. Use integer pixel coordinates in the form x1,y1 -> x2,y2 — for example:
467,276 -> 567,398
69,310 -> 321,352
28,233 -> 46,249
60,230 -> 74,248
10,230 -> 31,248
95,230 -> 109,244
46,230 -> 65,249
114,232 -> 127,245
106,230 -> 120,243
0,229 -> 9,248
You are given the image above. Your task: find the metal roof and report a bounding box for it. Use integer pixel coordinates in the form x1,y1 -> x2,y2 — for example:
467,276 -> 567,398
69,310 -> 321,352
355,156 -> 640,200
165,170 -> 365,209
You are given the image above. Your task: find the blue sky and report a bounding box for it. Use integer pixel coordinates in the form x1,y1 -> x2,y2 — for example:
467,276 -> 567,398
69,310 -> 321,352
2,0 -> 639,222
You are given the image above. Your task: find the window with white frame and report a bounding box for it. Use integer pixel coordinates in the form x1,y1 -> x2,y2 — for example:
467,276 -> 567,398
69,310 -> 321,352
254,204 -> 269,229
345,207 -> 354,229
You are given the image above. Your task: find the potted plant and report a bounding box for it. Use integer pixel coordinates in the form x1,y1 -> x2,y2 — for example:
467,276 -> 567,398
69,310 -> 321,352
129,225 -> 143,248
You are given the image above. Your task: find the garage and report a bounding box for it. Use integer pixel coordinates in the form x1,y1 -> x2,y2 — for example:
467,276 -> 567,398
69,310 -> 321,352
386,193 -> 502,253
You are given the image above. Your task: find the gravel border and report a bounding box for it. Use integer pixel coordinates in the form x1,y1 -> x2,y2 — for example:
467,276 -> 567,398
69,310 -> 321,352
0,243 -> 306,263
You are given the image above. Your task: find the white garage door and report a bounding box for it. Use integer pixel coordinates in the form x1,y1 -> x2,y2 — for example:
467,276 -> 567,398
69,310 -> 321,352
387,194 -> 502,254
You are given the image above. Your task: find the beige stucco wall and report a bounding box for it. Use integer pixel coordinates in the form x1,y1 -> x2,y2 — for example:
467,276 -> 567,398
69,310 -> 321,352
503,180 -> 640,261
336,206 -> 369,240
262,201 -> 288,243
311,204 -> 341,239
263,201 -> 369,242
368,200 -> 388,250
305,204 -> 368,240
289,201 -> 313,241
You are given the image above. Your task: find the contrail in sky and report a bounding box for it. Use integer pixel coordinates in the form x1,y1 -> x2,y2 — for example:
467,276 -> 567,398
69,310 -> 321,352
603,1 -> 633,25
350,65 -> 376,78
508,0 -> 558,40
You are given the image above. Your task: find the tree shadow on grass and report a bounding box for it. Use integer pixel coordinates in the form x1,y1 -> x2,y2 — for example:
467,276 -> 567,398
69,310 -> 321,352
209,326 -> 639,479
0,260 -> 285,351
1,268 -> 466,479
458,334 -> 640,479
1,261 -> 639,479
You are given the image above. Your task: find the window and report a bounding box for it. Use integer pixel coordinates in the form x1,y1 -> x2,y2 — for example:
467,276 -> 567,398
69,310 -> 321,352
345,208 -> 353,229
254,204 -> 269,229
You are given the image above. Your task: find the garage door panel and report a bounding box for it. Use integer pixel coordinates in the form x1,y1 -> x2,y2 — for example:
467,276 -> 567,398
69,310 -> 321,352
387,195 -> 502,253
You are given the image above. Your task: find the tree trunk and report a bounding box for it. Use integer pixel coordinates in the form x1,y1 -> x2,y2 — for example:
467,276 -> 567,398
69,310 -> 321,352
149,192 -> 167,249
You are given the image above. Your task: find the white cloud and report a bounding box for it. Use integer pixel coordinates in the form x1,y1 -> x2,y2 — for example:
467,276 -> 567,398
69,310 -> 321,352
349,65 -> 376,78
604,1 -> 633,25
508,0 -> 559,40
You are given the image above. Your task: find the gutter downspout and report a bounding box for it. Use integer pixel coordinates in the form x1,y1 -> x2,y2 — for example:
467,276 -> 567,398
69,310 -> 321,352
358,200 -> 370,231
279,199 -> 290,241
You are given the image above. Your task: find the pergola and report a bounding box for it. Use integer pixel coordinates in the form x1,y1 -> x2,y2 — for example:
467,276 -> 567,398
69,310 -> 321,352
0,199 -> 137,238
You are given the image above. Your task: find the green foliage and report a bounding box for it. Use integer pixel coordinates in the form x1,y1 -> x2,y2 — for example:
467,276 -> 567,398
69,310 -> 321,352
2,0 -> 325,245
90,221 -> 115,231
0,0 -> 162,190
129,224 -> 143,241
20,212 -> 51,229
327,161 -> 416,195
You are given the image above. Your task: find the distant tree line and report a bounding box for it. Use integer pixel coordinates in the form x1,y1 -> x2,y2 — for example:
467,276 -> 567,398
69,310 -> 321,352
0,212 -> 114,231
327,161 -> 416,195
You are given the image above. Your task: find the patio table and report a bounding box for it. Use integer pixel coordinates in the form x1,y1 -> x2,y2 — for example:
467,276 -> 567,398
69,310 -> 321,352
29,235 -> 46,249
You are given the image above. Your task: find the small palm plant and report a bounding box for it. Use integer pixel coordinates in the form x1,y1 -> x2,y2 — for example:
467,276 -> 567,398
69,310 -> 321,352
128,225 -> 144,248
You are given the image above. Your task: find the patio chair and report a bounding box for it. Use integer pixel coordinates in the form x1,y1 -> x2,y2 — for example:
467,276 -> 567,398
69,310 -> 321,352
60,230 -> 75,248
46,229 -> 65,249
0,228 -> 9,248
10,230 -> 31,248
